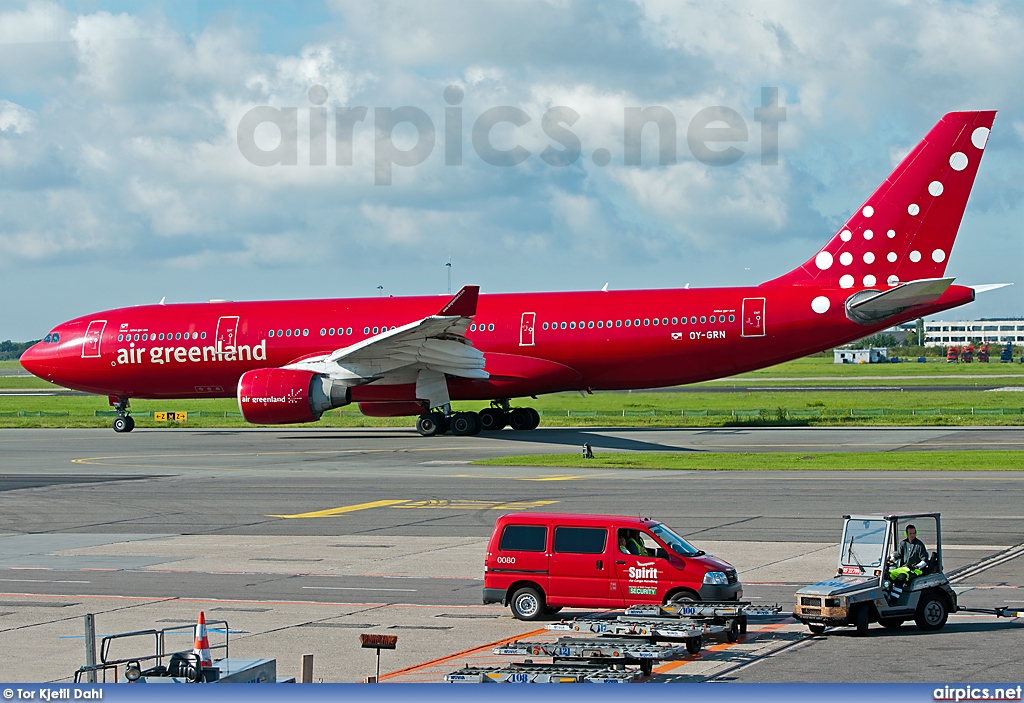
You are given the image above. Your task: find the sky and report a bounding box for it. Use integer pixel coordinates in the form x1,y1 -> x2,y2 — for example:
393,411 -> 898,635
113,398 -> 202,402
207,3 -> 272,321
1,0 -> 1022,341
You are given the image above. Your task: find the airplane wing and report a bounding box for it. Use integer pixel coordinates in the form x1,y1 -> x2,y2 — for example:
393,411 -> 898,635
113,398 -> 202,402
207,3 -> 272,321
284,286 -> 486,407
845,278 -> 955,323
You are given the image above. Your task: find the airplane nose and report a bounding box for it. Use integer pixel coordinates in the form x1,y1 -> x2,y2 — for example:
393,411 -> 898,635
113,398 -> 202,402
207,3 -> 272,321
19,342 -> 49,379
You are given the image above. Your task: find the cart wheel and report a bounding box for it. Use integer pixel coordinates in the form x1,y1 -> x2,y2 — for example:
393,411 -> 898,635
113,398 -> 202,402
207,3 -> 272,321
640,660 -> 653,676
914,593 -> 949,631
685,637 -> 702,655
879,618 -> 905,630
854,604 -> 870,636
808,624 -> 826,635
739,613 -> 748,635
725,619 -> 740,642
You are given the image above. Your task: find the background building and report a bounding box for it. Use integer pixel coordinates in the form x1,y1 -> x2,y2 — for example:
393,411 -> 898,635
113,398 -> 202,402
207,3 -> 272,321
922,319 -> 1024,347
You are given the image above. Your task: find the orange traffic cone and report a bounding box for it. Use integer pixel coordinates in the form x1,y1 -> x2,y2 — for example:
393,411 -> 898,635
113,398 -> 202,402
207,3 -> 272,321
193,611 -> 212,667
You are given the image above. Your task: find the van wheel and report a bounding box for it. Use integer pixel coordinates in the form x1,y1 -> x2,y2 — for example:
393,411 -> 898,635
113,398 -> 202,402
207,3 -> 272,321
510,587 -> 544,621
915,593 -> 949,631
668,591 -> 698,604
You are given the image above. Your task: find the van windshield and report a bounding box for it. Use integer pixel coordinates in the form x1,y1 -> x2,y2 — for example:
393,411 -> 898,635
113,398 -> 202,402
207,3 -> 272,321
649,523 -> 701,557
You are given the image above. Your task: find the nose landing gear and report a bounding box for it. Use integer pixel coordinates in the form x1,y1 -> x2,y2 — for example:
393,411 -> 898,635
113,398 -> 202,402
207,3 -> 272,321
111,396 -> 135,433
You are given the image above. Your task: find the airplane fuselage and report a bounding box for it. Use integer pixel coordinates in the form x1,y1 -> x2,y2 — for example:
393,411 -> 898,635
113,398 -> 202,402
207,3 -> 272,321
23,283 -> 974,404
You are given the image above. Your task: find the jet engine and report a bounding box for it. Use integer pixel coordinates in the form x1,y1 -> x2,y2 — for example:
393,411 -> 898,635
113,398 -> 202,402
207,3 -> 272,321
237,368 -> 351,425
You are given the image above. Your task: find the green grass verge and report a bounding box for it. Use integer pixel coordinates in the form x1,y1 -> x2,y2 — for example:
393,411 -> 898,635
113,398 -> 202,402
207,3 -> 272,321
472,450 -> 1024,471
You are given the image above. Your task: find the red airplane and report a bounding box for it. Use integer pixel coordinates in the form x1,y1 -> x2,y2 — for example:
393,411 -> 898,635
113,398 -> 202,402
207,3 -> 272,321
21,111 -> 1005,436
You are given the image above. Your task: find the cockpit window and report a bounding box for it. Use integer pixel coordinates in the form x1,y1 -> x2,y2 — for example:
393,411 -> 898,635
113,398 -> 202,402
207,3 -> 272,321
44,334 -> 52,343
51,333 -> 59,343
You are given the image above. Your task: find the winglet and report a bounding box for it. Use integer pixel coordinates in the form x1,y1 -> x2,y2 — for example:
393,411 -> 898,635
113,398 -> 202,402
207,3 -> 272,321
438,285 -> 479,317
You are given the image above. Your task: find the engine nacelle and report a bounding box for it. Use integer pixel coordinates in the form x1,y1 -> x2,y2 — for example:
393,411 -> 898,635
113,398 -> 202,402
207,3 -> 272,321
237,368 -> 351,425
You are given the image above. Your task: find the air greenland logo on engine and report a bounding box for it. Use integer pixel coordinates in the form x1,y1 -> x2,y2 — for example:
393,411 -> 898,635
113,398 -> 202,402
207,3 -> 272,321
241,390 -> 304,406
628,561 -> 659,581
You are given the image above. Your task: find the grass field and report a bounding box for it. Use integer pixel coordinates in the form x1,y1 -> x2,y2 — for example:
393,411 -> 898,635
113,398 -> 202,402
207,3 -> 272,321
2,355 -> 1023,428
473,451 -> 1024,471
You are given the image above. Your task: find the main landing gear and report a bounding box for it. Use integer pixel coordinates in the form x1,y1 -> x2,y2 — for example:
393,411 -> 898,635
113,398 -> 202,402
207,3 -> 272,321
111,396 -> 135,433
415,400 -> 540,437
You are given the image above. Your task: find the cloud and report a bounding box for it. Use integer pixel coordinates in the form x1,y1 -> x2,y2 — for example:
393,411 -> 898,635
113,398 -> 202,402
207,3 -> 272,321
1,0 -> 1023,338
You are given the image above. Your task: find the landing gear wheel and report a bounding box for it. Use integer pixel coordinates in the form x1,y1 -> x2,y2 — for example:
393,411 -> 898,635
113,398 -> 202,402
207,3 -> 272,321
450,412 -> 480,436
478,408 -> 507,431
684,637 -> 702,655
914,593 -> 949,631
510,587 -> 545,621
112,415 -> 134,433
509,407 -> 535,431
879,618 -> 905,630
808,624 -> 826,635
526,407 -> 540,429
854,604 -> 870,636
416,413 -> 443,437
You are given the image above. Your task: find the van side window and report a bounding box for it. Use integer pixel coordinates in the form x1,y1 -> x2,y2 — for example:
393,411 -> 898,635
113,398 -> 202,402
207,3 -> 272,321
553,527 -> 607,554
499,525 -> 547,552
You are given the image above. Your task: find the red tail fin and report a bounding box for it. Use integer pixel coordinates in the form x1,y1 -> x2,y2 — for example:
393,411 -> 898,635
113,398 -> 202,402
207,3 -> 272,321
766,111 -> 995,289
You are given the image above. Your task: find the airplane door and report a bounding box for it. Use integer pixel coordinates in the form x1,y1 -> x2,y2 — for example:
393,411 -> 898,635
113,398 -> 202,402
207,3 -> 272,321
82,320 -> 106,358
216,316 -> 240,348
519,312 -> 536,346
741,298 -> 766,337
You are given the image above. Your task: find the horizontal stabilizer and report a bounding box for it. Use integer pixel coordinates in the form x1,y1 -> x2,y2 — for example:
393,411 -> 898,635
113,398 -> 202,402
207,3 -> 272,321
969,283 -> 1013,294
846,277 -> 955,324
438,285 -> 479,317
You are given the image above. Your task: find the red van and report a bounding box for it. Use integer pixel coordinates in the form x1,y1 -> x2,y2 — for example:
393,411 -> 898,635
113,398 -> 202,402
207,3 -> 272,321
483,513 -> 742,620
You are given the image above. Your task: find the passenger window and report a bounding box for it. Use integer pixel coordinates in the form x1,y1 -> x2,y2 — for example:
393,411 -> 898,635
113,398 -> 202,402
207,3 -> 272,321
346,327 -> 352,335
634,319 -> 640,326
303,329 -> 308,336
554,527 -> 607,554
373,327 -> 379,334
295,329 -> 301,337
488,324 -> 494,331
700,316 -> 707,323
652,318 -> 659,326
470,324 -> 476,331
690,317 -> 696,324
625,320 -> 631,327
596,321 -> 602,328
589,321 -> 595,328
663,318 -> 669,325
499,525 -> 547,552
364,327 -> 370,334
729,315 -> 735,322
201,332 -> 207,339
672,317 -> 678,325
142,334 -> 148,341
570,322 -> 576,329
269,330 -> 275,337
116,334 -> 122,342
643,319 -> 650,326
560,322 -> 567,329
718,315 -> 725,323
681,317 -> 687,325
133,334 -> 139,341
542,322 -> 549,330
286,329 -> 292,337
615,320 -> 621,327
